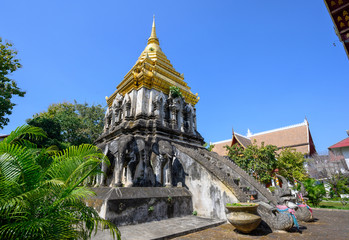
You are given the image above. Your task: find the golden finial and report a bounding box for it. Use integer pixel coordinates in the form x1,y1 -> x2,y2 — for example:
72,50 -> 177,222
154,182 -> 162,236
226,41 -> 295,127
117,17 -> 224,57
148,15 -> 159,45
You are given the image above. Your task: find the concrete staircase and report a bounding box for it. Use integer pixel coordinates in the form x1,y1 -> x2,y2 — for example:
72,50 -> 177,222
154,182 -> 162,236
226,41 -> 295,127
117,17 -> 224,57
174,144 -> 277,206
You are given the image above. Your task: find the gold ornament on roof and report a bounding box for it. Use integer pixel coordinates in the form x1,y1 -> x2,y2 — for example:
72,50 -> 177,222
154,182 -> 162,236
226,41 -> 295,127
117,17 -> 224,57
106,17 -> 200,107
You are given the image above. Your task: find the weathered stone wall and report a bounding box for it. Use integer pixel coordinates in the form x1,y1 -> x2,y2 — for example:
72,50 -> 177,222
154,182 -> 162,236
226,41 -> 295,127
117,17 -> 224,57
87,187 -> 193,226
174,148 -> 238,219
103,88 -> 198,136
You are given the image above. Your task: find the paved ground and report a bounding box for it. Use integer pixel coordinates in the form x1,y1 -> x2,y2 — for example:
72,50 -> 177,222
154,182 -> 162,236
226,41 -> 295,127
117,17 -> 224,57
174,209 -> 349,240
93,209 -> 349,240
93,216 -> 225,240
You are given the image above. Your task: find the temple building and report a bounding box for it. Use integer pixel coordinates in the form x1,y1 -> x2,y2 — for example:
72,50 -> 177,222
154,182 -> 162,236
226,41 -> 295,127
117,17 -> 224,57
329,130 -> 349,168
102,16 -> 201,144
90,18 -> 310,231
212,119 -> 316,157
324,0 -> 349,60
95,17 -> 203,188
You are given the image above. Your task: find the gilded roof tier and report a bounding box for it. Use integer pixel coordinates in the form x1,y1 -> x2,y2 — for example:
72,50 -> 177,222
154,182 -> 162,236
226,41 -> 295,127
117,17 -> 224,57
107,17 -> 200,107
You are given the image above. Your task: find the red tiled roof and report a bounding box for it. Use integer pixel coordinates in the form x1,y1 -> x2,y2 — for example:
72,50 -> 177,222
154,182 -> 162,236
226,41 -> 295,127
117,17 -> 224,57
212,139 -> 231,156
235,134 -> 251,148
329,137 -> 349,149
212,120 -> 316,156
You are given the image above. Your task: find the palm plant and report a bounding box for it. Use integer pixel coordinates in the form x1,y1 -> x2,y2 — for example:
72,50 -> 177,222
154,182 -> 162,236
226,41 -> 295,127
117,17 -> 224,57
0,125 -> 120,240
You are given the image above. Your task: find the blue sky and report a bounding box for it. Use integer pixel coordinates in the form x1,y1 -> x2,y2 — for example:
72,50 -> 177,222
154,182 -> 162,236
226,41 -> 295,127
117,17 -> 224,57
1,1 -> 348,153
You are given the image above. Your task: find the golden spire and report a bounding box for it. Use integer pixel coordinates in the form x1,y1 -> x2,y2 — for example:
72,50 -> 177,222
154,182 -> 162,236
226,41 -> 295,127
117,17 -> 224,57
148,15 -> 159,45
107,16 -> 200,107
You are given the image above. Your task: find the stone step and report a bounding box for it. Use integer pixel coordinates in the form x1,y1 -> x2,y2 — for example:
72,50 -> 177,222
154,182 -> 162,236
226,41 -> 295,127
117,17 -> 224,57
92,216 -> 226,240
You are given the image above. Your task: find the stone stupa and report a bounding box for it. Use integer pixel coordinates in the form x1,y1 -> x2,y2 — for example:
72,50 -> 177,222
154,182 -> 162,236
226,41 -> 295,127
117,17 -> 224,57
95,16 -> 203,188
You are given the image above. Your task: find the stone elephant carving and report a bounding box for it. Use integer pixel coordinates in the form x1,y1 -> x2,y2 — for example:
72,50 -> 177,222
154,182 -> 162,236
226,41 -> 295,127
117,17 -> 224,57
128,137 -> 155,187
110,135 -> 135,187
151,140 -> 175,187
112,136 -> 155,187
95,144 -> 110,187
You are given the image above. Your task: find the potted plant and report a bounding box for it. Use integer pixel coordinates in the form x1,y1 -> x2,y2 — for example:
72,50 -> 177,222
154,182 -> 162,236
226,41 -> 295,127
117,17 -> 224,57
225,203 -> 261,233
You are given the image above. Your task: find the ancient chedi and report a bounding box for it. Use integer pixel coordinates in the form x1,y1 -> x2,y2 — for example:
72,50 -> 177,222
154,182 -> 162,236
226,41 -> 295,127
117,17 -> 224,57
95,17 -> 204,188
92,19 -> 310,231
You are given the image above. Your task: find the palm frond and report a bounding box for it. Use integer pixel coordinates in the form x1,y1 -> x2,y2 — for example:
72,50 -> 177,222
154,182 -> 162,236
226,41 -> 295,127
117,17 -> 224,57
2,125 -> 47,145
0,125 -> 120,240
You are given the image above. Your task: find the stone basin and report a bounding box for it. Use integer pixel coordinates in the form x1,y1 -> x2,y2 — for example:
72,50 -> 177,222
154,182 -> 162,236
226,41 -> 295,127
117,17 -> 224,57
226,203 -> 261,233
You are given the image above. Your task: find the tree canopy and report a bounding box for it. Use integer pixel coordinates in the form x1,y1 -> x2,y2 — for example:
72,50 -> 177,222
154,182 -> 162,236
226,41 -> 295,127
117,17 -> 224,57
277,148 -> 308,181
327,173 -> 349,204
226,143 -> 308,184
0,37 -> 25,129
27,101 -> 105,149
225,142 -> 278,184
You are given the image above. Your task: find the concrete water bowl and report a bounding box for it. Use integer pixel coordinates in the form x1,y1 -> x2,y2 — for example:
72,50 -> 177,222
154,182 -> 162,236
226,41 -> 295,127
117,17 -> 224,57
226,203 -> 261,233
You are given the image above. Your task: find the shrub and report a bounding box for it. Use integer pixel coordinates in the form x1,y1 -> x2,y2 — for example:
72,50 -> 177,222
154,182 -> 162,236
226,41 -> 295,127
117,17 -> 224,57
303,178 -> 326,207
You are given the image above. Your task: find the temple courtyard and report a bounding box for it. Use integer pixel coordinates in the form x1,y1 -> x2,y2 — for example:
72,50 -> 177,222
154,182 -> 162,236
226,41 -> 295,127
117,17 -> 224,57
174,209 -> 349,240
93,208 -> 349,240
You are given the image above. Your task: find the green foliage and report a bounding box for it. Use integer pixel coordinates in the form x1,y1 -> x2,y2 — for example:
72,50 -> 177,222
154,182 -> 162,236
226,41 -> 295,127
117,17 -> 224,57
0,38 -> 26,128
268,186 -> 276,192
226,203 -> 255,206
0,125 -> 120,240
203,142 -> 215,152
327,173 -> 349,205
308,201 -> 349,210
27,101 -> 105,149
225,142 -> 278,184
225,144 -> 245,167
303,178 -> 326,207
169,86 -> 182,98
192,210 -> 197,216
26,116 -> 66,149
277,148 -> 308,181
148,206 -> 154,212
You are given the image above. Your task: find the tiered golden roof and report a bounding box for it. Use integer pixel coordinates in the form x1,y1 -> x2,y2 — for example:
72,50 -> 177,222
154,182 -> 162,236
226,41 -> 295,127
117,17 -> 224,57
107,17 -> 199,107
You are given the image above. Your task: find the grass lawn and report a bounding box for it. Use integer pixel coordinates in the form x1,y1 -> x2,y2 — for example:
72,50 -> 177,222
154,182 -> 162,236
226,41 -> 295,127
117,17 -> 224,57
309,201 -> 349,210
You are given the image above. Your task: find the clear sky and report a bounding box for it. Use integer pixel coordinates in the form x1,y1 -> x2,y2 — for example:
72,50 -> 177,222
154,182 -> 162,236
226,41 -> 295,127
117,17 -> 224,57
1,0 -> 348,153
